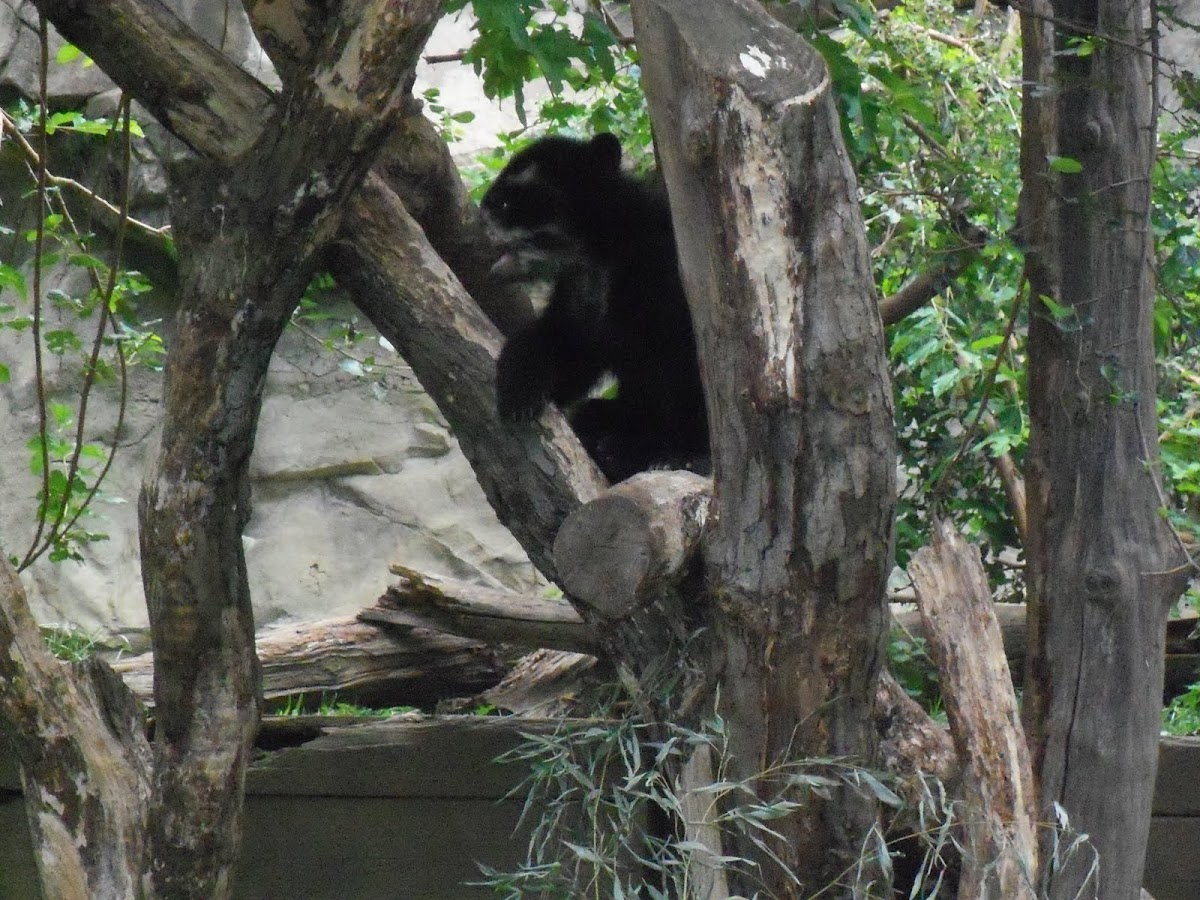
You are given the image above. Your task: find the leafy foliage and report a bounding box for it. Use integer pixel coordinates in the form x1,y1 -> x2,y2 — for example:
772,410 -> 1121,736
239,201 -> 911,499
815,0 -> 1029,585
289,272 -> 414,386
480,713 -> 925,899
42,624 -> 103,661
272,692 -> 418,718
421,86 -> 477,142
457,38 -> 653,203
1163,679 -> 1200,736
888,627 -> 942,713
1,71 -> 163,567
444,0 -> 621,125
435,3 -> 651,200
1152,129 -> 1200,616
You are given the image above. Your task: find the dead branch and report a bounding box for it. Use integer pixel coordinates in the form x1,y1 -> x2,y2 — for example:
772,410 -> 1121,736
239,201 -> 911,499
367,565 -> 598,654
110,616 -> 505,709
910,519 -> 1037,899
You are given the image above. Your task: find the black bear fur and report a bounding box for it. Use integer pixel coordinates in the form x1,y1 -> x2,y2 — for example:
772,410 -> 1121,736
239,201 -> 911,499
481,133 -> 708,482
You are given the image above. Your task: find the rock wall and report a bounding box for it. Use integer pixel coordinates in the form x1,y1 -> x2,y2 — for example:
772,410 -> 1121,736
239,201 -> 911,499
1161,0 -> 1200,149
0,0 -> 540,649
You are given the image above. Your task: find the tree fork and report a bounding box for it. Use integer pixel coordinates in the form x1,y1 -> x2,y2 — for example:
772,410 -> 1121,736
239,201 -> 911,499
33,0 -> 609,582
21,1 -> 445,895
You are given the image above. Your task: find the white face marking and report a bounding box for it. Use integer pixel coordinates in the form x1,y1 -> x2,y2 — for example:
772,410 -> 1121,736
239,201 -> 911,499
507,164 -> 542,187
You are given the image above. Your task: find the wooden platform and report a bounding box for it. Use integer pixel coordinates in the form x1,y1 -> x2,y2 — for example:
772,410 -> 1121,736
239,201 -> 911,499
0,716 -> 547,900
2,720 -> 1198,899
1144,736 -> 1200,900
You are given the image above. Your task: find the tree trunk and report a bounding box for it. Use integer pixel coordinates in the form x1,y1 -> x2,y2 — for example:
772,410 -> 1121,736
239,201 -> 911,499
21,1 -> 444,895
0,551 -> 152,900
1019,0 -> 1190,895
628,2 -> 897,894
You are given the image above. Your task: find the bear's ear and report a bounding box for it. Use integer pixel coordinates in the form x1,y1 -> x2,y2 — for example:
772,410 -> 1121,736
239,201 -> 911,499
589,133 -> 623,171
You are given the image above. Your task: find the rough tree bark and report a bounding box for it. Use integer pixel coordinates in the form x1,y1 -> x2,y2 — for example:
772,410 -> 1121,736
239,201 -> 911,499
14,1 -> 443,895
556,478 -> 959,869
605,1 -> 894,894
910,522 -> 1037,899
0,550 -> 152,900
1019,0 -> 1191,895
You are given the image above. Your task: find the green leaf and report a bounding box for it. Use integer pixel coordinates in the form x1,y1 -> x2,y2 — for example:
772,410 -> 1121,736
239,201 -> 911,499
47,468 -> 70,498
562,841 -> 605,864
969,334 -> 1006,351
930,368 -> 961,399
67,252 -> 110,271
70,119 -> 115,136
1048,155 -> 1083,174
0,263 -> 28,301
45,329 -> 84,355
1038,295 -> 1074,321
1064,36 -> 1095,57
80,443 -> 108,461
49,401 -> 74,428
55,44 -> 83,64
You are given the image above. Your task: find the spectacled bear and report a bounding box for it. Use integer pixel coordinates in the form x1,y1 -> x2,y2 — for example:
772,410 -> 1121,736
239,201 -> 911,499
480,133 -> 708,482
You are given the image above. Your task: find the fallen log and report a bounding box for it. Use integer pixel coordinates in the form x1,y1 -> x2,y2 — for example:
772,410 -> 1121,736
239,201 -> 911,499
366,565 -> 598,654
111,617 -> 505,709
373,541 -> 1200,700
108,553 -> 1200,718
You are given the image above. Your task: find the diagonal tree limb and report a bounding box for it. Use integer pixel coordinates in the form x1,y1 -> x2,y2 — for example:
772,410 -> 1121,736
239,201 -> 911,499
33,0 -> 601,580
33,0 -> 272,161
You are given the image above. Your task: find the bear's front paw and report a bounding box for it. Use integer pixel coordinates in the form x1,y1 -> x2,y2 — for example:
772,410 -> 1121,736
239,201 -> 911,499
496,344 -> 550,422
